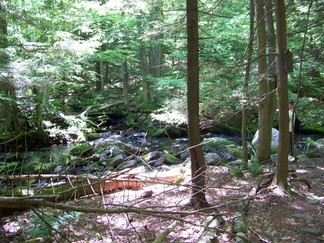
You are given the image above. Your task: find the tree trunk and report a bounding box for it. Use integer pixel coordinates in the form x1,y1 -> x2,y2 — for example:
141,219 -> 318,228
149,0 -> 163,78
242,0 -> 255,169
122,61 -> 129,107
255,0 -> 271,163
265,0 -> 277,130
33,86 -> 45,135
1,81 -> 20,134
273,0 -> 289,190
95,61 -> 102,92
140,47 -> 153,102
0,7 -> 20,135
187,0 -> 208,208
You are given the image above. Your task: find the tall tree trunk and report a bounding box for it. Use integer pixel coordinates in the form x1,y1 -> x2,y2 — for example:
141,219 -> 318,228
242,0 -> 255,169
140,47 -> 153,102
149,0 -> 163,78
187,0 -> 208,209
0,6 -> 20,135
255,0 -> 271,163
265,0 -> 277,130
273,0 -> 289,190
33,86 -> 44,135
122,61 -> 129,107
95,61 -> 102,92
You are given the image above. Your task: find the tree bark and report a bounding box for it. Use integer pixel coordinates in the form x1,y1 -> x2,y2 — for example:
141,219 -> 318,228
187,0 -> 208,208
242,0 -> 255,169
0,7 -> 20,135
139,47 -> 153,102
122,61 -> 129,107
265,0 -> 277,131
95,61 -> 102,92
149,0 -> 163,78
255,0 -> 271,163
273,0 -> 289,190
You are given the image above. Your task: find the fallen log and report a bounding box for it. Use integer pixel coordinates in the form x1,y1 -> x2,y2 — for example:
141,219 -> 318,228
0,170 -> 181,210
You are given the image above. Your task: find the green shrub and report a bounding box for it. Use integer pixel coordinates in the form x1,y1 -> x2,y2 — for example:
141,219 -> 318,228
230,165 -> 244,179
248,161 -> 263,176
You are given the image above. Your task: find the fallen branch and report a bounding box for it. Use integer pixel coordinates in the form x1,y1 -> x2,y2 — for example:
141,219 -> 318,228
0,169 -> 182,209
152,220 -> 180,243
97,101 -> 124,111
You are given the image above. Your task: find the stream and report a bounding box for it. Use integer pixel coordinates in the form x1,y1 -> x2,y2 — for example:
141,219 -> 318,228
0,128 -> 320,179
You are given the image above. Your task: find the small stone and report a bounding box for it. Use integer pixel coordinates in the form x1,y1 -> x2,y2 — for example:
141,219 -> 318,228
300,227 -> 321,235
292,213 -> 304,219
304,213 -> 315,223
140,190 -> 153,198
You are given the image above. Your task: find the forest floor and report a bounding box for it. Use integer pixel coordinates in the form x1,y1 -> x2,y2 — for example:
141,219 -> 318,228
1,156 -> 323,242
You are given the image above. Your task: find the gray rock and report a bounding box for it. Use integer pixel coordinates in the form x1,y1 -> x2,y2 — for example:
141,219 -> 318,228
292,213 -> 304,219
252,128 -> 279,148
110,154 -> 125,167
304,214 -> 315,223
300,227 -> 321,235
305,138 -> 324,158
108,146 -> 124,157
204,153 -> 221,165
146,151 -> 163,161
117,159 -> 138,170
292,213 -> 314,223
227,160 -> 242,167
148,154 -> 165,167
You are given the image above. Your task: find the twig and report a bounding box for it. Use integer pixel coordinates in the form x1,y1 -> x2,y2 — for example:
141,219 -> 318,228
31,207 -> 71,243
248,227 -> 269,243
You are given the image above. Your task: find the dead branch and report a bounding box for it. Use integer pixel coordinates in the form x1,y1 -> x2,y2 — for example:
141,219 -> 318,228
152,220 -> 180,243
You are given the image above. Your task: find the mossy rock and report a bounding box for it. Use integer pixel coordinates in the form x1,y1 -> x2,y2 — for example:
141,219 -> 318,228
70,143 -> 93,156
305,139 -> 324,158
149,124 -> 187,138
228,146 -> 243,159
86,133 -> 101,141
141,151 -> 163,162
203,137 -> 236,151
164,152 -> 180,165
33,162 -> 56,174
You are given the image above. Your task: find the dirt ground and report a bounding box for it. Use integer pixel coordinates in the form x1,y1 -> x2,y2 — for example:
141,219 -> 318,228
1,156 -> 323,242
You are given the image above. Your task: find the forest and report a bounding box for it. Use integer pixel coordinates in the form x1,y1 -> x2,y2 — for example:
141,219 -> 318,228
0,0 -> 323,242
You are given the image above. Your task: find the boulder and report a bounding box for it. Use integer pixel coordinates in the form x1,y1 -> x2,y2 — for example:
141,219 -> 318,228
116,159 -> 138,170
252,128 -> 279,148
148,154 -> 166,167
204,153 -> 222,165
110,154 -> 125,167
305,138 -> 324,158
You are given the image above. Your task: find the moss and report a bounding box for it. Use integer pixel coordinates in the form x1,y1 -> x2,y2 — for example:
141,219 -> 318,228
70,143 -> 93,156
164,151 -> 180,165
203,137 -> 236,151
86,133 -> 101,141
228,146 -> 243,159
271,147 -> 278,154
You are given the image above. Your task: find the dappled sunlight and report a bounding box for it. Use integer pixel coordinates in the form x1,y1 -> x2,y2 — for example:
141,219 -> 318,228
295,168 -> 310,174
317,166 -> 324,171
151,111 -> 187,125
